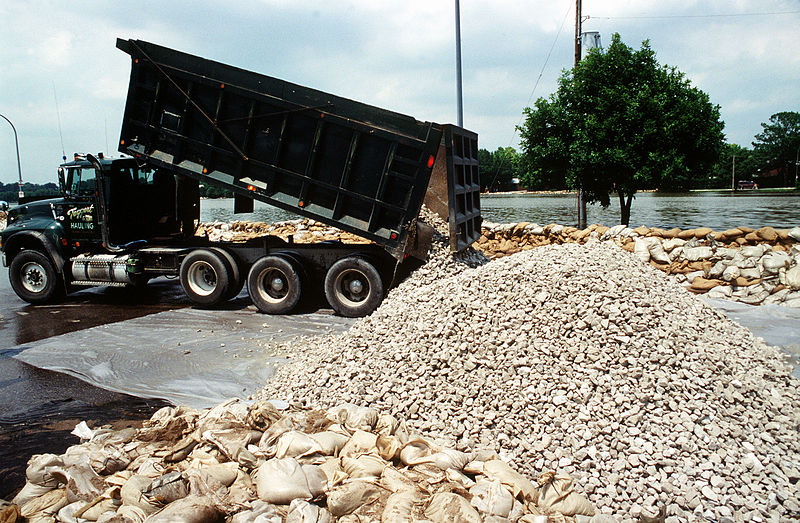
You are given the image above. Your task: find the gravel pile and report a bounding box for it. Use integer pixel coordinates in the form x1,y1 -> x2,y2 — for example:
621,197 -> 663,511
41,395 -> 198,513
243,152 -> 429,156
260,239 -> 800,521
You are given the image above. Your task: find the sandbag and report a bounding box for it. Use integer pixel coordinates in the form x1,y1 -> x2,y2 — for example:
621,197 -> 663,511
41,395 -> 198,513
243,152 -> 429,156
75,497 -> 120,521
274,430 -> 322,459
326,404 -> 378,433
119,475 -> 162,516
309,431 -> 350,457
482,460 -> 539,503
138,406 -> 198,444
339,430 -> 378,458
341,454 -> 388,480
326,481 -> 380,517
20,488 -> 68,519
143,495 -> 220,523
142,471 -> 189,506
11,482 -> 55,507
445,468 -> 476,489
118,504 -> 147,523
318,458 -> 347,487
255,458 -> 325,505
55,501 -> 83,523
286,499 -> 334,523
201,428 -> 253,463
25,454 -> 65,487
163,435 -> 199,463
197,399 -> 249,433
469,479 -> 514,517
89,445 -> 131,475
258,417 -> 295,454
398,438 -> 434,466
374,413 -> 399,436
375,435 -> 402,461
381,490 -> 420,522
413,448 -> 472,471
424,492 -> 482,523
65,463 -> 106,502
230,500 -> 282,523
246,400 -> 283,431
0,501 -> 22,523
537,472 -> 595,517
379,467 -> 419,494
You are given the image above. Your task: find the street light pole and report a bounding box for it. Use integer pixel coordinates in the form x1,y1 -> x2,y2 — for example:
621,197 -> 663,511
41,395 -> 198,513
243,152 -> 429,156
0,113 -> 24,199
731,155 -> 736,191
454,0 -> 464,127
575,0 -> 587,229
795,144 -> 799,188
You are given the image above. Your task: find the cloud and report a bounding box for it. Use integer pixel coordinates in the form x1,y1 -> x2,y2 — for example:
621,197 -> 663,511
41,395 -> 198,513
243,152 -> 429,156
1,0 -> 798,183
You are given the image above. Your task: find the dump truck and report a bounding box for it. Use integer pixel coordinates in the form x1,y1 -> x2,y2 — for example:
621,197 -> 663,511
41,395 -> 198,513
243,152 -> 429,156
0,39 -> 481,317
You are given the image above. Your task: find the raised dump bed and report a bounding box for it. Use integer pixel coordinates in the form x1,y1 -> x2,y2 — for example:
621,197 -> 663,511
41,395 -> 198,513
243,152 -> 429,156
116,38 -> 479,259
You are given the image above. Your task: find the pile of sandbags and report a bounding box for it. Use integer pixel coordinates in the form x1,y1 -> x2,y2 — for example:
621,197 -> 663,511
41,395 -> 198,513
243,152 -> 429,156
4,398 -> 613,522
476,222 -> 800,307
196,219 -> 370,245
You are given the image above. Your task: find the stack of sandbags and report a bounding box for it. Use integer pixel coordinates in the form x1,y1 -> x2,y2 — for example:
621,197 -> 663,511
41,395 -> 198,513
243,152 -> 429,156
3,399 -> 611,522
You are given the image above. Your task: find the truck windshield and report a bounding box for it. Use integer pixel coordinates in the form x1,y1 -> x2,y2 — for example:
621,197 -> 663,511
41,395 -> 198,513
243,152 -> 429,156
68,167 -> 98,197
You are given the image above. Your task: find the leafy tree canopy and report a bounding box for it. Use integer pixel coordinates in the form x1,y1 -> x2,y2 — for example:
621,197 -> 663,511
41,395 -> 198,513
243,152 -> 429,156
751,111 -> 800,187
478,147 -> 522,191
518,33 -> 725,224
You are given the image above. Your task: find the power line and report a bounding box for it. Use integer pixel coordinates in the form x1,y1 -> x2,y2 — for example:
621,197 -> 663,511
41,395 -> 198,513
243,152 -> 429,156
587,10 -> 800,20
486,2 -> 573,190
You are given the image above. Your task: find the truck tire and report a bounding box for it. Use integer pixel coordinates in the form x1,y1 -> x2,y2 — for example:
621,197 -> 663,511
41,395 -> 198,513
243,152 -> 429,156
9,250 -> 63,304
211,247 -> 244,300
248,256 -> 302,314
324,257 -> 383,317
179,249 -> 231,306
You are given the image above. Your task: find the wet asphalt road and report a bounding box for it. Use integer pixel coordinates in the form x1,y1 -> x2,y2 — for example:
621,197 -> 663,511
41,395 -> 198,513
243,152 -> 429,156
0,267 -> 186,497
0,265 -> 354,498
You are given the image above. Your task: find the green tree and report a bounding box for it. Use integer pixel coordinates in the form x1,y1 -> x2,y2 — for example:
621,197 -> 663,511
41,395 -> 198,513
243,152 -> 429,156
478,147 -> 523,191
751,112 -> 800,187
518,33 -> 725,225
703,143 -> 756,190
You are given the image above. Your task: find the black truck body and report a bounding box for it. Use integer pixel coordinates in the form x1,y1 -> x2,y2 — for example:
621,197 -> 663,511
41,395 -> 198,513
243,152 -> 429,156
0,39 -> 480,317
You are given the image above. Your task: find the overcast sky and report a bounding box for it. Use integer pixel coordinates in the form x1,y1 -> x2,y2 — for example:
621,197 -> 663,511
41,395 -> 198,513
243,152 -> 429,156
1,0 -> 798,185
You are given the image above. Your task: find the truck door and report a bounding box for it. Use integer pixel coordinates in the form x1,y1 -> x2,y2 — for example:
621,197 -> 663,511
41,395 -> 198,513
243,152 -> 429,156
55,166 -> 103,245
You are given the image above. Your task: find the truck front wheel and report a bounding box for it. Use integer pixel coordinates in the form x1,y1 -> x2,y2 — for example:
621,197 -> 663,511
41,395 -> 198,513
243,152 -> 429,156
324,257 -> 383,317
179,249 -> 231,307
9,250 -> 62,304
247,256 -> 302,314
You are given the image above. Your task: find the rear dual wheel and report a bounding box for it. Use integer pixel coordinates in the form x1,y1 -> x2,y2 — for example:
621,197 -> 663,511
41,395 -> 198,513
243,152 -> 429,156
179,249 -> 232,307
324,257 -> 383,318
248,256 -> 302,314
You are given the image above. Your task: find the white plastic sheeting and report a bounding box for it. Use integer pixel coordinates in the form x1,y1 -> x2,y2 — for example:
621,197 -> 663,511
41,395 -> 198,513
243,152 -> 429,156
8,306 -> 354,408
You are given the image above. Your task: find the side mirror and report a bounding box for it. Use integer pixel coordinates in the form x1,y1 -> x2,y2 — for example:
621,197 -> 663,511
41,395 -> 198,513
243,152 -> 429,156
58,167 -> 67,195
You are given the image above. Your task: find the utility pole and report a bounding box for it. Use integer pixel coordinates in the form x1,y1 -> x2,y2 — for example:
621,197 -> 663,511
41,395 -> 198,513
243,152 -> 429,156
0,113 -> 24,199
575,0 -> 586,229
455,0 -> 464,127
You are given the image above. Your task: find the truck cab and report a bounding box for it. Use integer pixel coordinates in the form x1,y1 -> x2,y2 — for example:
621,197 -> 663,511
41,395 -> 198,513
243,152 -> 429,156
1,154 -> 197,303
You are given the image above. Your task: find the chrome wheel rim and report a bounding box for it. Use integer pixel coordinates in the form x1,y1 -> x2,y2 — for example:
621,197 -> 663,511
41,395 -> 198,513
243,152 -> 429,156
333,269 -> 369,306
187,261 -> 218,296
20,262 -> 47,294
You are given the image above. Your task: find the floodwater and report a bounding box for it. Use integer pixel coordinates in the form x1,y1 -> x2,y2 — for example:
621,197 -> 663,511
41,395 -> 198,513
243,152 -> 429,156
199,190 -> 800,231
480,190 -> 800,230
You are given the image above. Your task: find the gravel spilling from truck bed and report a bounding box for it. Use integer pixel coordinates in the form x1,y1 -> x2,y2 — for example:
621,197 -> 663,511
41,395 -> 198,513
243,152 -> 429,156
259,239 -> 800,520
